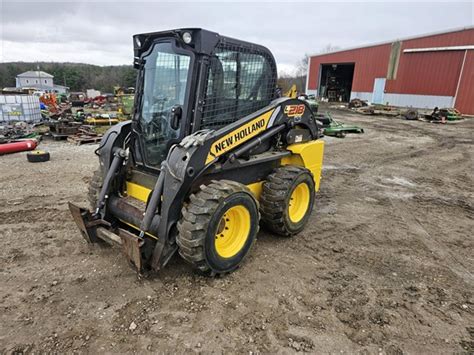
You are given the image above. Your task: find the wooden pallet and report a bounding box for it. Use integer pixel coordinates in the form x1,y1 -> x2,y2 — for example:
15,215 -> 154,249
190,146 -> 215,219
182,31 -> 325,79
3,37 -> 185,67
45,132 -> 70,141
67,134 -> 102,145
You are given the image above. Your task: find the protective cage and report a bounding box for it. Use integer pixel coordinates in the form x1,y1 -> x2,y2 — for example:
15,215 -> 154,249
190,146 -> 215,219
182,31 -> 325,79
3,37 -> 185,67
200,41 -> 277,130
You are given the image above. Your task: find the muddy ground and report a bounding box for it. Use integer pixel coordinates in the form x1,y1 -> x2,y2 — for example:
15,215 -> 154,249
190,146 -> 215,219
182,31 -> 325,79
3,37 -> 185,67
1,111 -> 473,354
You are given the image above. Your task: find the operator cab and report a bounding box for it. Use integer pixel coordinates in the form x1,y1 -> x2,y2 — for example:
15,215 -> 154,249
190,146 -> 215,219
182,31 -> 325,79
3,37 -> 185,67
132,28 -> 278,169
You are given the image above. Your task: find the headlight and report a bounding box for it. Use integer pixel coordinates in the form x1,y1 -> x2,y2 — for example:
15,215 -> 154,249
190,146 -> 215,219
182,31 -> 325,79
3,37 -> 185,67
182,32 -> 192,44
134,36 -> 142,47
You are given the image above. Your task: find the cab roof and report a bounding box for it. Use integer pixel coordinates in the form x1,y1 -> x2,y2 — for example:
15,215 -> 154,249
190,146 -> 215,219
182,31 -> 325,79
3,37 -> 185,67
133,28 -> 274,63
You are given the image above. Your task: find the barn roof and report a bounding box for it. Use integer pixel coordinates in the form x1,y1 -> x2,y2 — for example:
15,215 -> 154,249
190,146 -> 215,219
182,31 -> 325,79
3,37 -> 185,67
309,26 -> 474,58
17,71 -> 54,78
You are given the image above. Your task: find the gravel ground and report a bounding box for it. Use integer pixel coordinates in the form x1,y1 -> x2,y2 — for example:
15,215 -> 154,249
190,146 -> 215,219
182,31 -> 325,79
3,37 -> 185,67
0,111 -> 473,353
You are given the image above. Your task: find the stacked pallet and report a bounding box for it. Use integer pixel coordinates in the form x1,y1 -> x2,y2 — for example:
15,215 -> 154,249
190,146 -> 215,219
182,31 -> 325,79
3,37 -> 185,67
67,125 -> 103,145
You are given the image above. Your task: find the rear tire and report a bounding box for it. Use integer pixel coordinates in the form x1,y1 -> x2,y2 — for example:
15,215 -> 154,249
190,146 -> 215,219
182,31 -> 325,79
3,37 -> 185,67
260,166 -> 315,236
88,169 -> 103,209
26,150 -> 50,163
177,180 -> 259,276
404,109 -> 419,120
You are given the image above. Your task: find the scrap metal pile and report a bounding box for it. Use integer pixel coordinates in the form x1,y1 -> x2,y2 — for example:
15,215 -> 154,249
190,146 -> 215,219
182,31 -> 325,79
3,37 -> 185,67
0,122 -> 39,155
0,122 -> 39,143
66,125 -> 103,145
38,94 -> 115,144
348,99 -> 464,123
0,89 -> 133,157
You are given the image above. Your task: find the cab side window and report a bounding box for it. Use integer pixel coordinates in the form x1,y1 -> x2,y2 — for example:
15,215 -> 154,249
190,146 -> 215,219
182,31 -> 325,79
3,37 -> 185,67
200,44 -> 275,129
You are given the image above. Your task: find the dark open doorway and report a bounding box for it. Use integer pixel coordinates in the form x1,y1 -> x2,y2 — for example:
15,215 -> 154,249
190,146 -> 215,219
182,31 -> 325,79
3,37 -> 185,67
318,63 -> 355,102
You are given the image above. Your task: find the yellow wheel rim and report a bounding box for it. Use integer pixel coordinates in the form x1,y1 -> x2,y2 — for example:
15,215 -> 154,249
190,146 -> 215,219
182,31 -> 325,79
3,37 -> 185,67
215,205 -> 251,258
288,182 -> 310,223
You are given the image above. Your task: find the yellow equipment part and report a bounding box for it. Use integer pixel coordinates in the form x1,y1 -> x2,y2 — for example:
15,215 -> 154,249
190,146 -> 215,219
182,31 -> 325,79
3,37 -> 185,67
246,182 -> 263,200
281,140 -> 324,191
121,182 -> 155,238
126,181 -> 151,203
214,205 -> 251,258
84,118 -> 119,125
129,178 -> 264,205
119,219 -> 158,240
231,141 -> 324,200
284,84 -> 298,99
288,182 -> 311,223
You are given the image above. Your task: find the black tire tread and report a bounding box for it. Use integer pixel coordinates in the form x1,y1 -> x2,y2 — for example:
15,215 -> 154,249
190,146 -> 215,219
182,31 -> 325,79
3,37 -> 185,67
26,151 -> 50,163
260,165 -> 314,237
177,180 -> 259,276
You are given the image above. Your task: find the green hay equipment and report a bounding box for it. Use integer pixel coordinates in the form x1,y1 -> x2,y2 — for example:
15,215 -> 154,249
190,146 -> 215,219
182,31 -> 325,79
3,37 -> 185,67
316,112 -> 364,138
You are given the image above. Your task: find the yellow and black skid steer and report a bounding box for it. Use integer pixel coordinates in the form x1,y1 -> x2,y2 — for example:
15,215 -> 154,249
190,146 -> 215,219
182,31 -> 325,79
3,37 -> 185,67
69,28 -> 324,276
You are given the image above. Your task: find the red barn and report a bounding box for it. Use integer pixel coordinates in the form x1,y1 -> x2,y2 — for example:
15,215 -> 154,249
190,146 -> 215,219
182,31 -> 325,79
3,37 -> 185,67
306,27 -> 474,114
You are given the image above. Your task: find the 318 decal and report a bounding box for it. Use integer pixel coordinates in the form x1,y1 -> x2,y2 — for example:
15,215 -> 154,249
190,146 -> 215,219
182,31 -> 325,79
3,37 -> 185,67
284,104 -> 305,117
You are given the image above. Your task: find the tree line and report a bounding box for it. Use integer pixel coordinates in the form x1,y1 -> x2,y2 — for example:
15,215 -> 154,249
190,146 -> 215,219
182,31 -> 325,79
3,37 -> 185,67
0,62 -> 137,93
1,45 -> 339,96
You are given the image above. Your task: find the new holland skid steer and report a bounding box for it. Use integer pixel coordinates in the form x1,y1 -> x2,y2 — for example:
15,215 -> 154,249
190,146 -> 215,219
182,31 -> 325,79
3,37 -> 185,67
69,28 -> 324,276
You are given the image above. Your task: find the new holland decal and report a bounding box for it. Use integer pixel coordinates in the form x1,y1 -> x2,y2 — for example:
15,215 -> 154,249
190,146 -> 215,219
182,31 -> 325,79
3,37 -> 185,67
284,104 -> 305,117
205,109 -> 275,164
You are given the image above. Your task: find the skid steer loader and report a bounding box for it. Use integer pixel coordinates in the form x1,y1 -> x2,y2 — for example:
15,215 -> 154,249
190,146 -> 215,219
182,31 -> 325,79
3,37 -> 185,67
69,28 -> 324,276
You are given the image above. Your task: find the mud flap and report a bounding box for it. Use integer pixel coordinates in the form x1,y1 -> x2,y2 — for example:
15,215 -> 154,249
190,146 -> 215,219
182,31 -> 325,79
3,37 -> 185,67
68,202 -> 110,243
119,228 -> 145,272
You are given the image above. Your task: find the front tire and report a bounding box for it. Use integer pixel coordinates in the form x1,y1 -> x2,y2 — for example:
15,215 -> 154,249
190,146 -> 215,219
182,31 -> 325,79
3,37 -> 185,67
177,180 -> 259,276
260,166 -> 315,236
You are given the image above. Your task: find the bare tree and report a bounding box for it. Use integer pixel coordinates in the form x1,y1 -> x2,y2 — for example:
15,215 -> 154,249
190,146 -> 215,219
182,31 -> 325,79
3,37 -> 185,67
292,54 -> 310,93
279,48 -> 342,95
296,53 -> 309,78
320,44 -> 341,54
279,46 -> 341,95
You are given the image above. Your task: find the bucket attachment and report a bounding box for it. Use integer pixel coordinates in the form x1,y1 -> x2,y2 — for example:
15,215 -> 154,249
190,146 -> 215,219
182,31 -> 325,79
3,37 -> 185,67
68,202 -> 111,243
69,203 -> 147,273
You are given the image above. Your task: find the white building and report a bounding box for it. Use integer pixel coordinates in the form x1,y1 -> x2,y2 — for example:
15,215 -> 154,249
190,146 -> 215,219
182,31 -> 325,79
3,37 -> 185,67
15,70 -> 69,94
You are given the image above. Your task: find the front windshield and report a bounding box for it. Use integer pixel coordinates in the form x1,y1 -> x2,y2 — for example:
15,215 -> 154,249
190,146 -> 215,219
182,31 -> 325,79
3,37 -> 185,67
139,42 -> 191,166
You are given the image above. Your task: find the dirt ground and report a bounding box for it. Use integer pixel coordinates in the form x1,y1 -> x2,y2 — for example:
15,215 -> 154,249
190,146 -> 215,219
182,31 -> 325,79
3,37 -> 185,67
1,111 -> 473,354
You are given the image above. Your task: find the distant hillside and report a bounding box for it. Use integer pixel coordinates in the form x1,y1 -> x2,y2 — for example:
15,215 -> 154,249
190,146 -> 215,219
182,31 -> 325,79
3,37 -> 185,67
0,62 -> 307,95
0,62 -> 137,93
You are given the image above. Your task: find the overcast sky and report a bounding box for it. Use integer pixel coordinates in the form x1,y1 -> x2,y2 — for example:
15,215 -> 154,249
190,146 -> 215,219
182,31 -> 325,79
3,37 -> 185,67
1,1 -> 473,74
